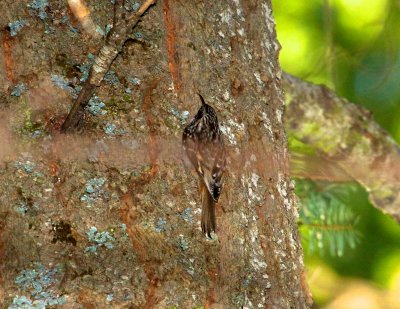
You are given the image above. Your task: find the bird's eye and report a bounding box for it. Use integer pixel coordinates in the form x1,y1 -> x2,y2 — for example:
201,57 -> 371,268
212,173 -> 216,179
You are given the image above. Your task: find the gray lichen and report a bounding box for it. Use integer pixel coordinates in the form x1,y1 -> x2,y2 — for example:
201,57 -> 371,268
10,263 -> 66,308
85,226 -> 115,252
15,159 -> 35,174
181,207 -> 193,223
171,107 -> 189,125
177,235 -> 189,251
104,71 -> 121,87
8,20 -> 26,36
51,75 -> 80,98
87,96 -> 107,116
128,76 -> 141,85
11,83 -> 28,97
155,218 -> 167,232
79,53 -> 95,82
28,0 -> 49,20
104,123 -> 117,135
80,177 -> 107,203
124,0 -> 141,11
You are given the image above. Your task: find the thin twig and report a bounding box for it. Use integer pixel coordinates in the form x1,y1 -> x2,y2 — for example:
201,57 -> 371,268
113,0 -> 117,27
133,0 -> 156,16
67,0 -> 101,39
61,0 -> 157,133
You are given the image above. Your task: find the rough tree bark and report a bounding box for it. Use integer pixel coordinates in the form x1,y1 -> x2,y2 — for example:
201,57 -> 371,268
0,0 -> 311,308
60,0 -> 156,132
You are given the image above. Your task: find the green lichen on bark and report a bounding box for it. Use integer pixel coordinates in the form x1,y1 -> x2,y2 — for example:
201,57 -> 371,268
283,73 -> 400,223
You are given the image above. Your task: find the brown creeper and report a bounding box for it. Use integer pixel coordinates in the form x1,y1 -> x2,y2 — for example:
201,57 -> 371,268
182,94 -> 226,238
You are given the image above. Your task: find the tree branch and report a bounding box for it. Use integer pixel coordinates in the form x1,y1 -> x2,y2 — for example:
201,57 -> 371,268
283,72 -> 400,223
61,0 -> 157,133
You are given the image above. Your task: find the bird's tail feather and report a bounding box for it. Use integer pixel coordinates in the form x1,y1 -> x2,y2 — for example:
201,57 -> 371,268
200,181 -> 216,238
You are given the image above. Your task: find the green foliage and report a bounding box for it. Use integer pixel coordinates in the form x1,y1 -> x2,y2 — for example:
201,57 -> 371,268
273,0 -> 400,142
297,180 -> 361,257
274,0 -> 400,297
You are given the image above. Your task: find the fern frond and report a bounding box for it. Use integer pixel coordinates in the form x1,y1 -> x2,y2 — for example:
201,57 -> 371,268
297,181 -> 361,257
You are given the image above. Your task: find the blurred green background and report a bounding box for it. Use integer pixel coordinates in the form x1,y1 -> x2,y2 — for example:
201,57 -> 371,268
272,0 -> 400,308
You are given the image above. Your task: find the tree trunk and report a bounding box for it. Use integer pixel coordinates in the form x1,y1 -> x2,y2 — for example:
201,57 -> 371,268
0,0 -> 311,308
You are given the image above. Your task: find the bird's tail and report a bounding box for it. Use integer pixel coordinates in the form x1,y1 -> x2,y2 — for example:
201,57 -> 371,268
200,181 -> 216,238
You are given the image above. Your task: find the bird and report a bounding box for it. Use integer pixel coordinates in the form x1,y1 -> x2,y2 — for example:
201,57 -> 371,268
182,94 -> 226,238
